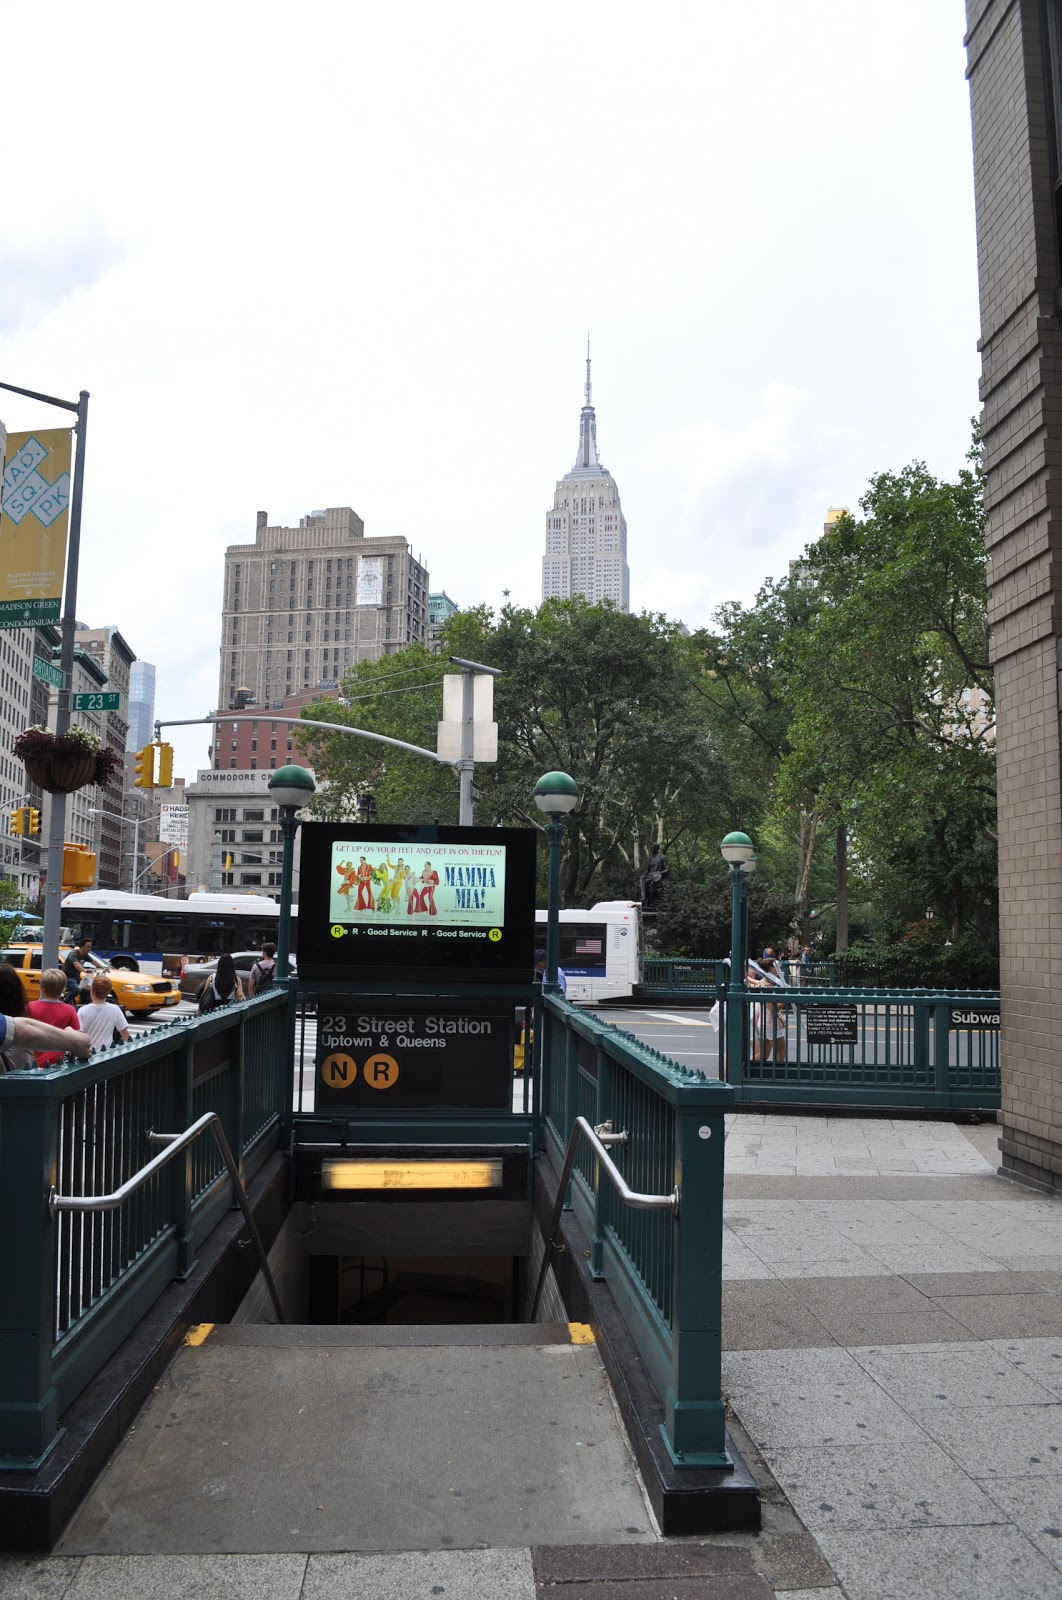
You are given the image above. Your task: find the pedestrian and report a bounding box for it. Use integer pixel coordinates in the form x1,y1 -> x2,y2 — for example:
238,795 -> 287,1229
25,967 -> 82,1067
248,942 -> 278,995
77,974 -> 130,1052
199,952 -> 244,1013
62,937 -> 92,1004
0,963 -> 91,1069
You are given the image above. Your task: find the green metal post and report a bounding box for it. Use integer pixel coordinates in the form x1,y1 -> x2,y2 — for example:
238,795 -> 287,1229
276,811 -> 299,978
725,865 -> 746,1090
590,1045 -> 612,1280
932,1002 -> 952,1104
0,1087 -> 62,1468
544,815 -> 565,993
174,1040 -> 196,1279
913,998 -> 930,1094
662,1097 -> 732,1467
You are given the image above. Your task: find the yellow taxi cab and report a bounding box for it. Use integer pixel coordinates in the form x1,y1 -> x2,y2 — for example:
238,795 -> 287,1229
0,944 -> 182,1016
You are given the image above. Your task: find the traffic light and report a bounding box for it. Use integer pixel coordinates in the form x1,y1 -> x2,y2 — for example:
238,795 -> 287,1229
27,807 -> 40,836
61,844 -> 96,888
224,853 -> 234,871
156,742 -> 174,788
9,807 -> 25,836
134,745 -> 155,789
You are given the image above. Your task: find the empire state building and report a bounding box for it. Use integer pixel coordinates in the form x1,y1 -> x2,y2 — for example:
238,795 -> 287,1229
541,349 -> 630,610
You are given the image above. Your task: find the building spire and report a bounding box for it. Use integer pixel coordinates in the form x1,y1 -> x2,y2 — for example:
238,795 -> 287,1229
574,337 -> 600,472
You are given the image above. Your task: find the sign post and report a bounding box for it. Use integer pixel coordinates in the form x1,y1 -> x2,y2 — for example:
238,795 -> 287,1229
0,381 -> 89,970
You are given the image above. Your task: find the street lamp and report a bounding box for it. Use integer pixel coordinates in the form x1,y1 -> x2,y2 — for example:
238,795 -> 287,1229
721,832 -> 756,1082
533,771 -> 579,993
88,805 -> 144,890
267,765 -> 316,978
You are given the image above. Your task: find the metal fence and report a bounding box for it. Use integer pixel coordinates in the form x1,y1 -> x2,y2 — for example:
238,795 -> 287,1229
539,995 -> 734,1468
0,992 -> 288,1471
727,987 -> 1000,1110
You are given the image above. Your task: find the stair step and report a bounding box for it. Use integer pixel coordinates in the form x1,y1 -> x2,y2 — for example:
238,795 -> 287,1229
203,1320 -> 576,1349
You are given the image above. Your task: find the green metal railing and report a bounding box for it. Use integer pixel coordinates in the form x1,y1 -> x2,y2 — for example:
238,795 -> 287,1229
0,992 -> 288,1471
726,987 -> 1000,1109
642,957 -> 837,994
641,957 -> 728,994
538,994 -> 734,1469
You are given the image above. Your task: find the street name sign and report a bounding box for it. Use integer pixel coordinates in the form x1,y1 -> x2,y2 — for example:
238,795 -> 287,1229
32,655 -> 63,689
72,691 -> 119,711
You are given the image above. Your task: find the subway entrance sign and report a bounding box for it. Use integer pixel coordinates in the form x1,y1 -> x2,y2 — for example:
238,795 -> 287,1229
315,1002 -> 515,1111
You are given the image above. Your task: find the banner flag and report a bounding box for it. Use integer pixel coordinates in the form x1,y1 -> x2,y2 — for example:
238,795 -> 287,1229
0,428 -> 72,628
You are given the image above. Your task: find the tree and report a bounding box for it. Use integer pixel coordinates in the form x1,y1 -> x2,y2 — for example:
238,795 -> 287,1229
781,449 -> 996,942
692,576 -> 831,942
301,600 -> 730,907
297,645 -> 455,824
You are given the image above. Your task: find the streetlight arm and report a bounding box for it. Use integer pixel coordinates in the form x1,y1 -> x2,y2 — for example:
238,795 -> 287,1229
154,713 -> 458,769
0,380 -> 79,413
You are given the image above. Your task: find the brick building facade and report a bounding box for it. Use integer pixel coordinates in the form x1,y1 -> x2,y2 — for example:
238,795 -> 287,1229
966,0 -> 1062,1191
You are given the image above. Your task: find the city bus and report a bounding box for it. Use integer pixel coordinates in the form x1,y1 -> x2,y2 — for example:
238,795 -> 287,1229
533,900 -> 642,1003
61,891 -> 643,1002
60,890 -> 295,977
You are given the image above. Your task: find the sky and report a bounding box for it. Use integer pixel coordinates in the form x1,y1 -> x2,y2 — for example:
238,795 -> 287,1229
1,0 -> 981,785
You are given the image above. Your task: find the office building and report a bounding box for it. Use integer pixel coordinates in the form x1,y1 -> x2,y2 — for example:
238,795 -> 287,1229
74,627 -> 135,889
966,0 -> 1062,1192
217,506 -> 430,719
126,661 -> 156,752
542,351 -> 630,610
186,767 -> 308,896
428,591 -> 459,651
211,688 -> 326,773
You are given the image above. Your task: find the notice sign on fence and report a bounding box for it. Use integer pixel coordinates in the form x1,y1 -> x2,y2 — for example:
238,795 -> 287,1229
315,1002 -> 514,1110
949,1005 -> 1000,1029
805,1004 -> 859,1045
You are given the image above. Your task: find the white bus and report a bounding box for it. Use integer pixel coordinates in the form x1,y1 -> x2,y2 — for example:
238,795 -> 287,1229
61,890 -> 294,976
534,900 -> 642,1003
62,889 -> 642,1001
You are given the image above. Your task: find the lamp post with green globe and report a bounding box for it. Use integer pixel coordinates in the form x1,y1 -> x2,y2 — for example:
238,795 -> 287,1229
533,772 -> 579,993
721,831 -> 756,1081
267,765 -> 317,978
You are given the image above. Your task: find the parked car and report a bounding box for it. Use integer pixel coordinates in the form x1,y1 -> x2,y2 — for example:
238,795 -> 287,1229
178,950 -> 297,999
0,945 -> 183,1016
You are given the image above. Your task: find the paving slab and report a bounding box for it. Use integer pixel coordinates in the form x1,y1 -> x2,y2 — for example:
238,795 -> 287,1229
764,1439 -> 1008,1534
60,1341 -> 656,1555
0,1556 -> 82,1598
721,1349 -> 925,1448
851,1341 -> 1059,1409
900,1271 -> 1062,1297
531,1542 -> 758,1581
529,1581 -> 771,1599
65,1554 -> 308,1599
303,1548 -> 535,1599
989,1337 -> 1062,1399
818,1522 -> 1062,1600
934,1291 -> 1062,1340
911,1401 -> 1062,1479
723,1283 -> 839,1352
978,1475 -> 1062,1573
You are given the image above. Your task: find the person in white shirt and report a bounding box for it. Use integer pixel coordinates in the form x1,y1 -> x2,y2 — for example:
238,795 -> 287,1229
78,974 -> 131,1052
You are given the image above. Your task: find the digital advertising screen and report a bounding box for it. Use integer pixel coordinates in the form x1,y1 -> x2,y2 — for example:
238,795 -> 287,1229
297,823 -> 537,982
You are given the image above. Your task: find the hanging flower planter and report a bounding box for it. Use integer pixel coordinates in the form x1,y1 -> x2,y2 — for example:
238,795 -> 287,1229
12,726 -> 120,795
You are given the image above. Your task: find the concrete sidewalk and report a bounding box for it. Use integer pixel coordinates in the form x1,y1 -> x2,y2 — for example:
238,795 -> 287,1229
722,1114 -> 1062,1598
1,1115 -> 1059,1599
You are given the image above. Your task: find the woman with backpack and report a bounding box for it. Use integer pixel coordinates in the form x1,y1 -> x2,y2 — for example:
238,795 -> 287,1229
198,952 -> 245,1013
